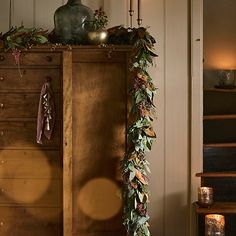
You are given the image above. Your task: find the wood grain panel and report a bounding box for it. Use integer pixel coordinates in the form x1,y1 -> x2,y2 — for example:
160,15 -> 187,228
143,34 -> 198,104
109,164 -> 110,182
0,93 -> 61,120
72,50 -> 127,63
0,150 -> 61,179
72,61 -> 127,234
196,202 -> 236,214
62,51 -> 73,236
0,206 -> 62,236
0,68 -> 61,92
0,179 -> 61,206
0,52 -> 61,66
75,231 -> 125,236
0,121 -> 61,149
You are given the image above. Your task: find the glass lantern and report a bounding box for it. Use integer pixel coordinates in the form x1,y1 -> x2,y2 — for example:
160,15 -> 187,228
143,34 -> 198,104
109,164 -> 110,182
205,214 -> 225,236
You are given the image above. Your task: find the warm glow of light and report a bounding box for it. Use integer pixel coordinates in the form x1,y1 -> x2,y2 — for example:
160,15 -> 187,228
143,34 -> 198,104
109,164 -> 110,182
204,0 -> 236,70
78,178 -> 122,220
0,149 -> 53,179
204,50 -> 236,70
0,179 -> 51,204
205,214 -> 225,232
0,149 -> 61,205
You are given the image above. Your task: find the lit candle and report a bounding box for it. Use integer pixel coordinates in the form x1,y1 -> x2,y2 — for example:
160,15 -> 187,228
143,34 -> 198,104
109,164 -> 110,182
205,214 -> 225,236
198,187 -> 213,207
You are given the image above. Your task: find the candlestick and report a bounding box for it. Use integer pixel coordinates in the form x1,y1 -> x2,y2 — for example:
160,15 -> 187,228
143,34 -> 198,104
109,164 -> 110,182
205,214 -> 225,236
129,0 -> 134,27
137,0 -> 142,26
198,187 -> 213,207
130,0 -> 133,12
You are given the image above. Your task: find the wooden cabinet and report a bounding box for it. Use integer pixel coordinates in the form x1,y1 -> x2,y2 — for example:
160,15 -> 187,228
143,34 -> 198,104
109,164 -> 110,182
0,46 -> 130,236
196,88 -> 236,235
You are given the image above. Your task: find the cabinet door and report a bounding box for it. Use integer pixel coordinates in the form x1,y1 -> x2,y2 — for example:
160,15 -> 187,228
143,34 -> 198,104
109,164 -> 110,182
72,49 -> 129,236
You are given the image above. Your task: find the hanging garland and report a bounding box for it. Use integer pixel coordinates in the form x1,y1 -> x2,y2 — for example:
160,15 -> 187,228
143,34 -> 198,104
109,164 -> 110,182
109,27 -> 157,236
0,25 -> 157,236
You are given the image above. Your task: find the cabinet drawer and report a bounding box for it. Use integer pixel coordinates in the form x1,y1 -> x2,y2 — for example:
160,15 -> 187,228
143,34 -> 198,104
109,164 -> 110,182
0,93 -> 61,120
0,206 -> 62,236
0,179 -> 61,206
0,150 -> 62,179
0,52 -> 61,66
0,121 -> 61,149
0,68 -> 61,92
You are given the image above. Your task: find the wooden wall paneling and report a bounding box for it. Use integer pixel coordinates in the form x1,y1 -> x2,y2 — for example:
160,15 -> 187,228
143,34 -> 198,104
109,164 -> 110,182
104,0 -> 128,28
62,50 -> 73,236
191,0 -> 203,235
35,0 -> 63,30
11,0 -> 34,27
165,0 -> 189,235
0,0 -> 10,33
83,0 -> 104,10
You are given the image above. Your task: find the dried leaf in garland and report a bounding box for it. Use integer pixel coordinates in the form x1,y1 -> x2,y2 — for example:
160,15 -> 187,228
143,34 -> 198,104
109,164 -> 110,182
122,27 -> 157,236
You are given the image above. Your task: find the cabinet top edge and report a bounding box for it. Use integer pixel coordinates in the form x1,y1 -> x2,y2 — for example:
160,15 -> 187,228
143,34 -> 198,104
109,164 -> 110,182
0,45 -> 133,53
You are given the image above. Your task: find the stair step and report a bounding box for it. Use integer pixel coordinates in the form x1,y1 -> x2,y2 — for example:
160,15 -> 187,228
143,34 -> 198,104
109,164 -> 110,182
199,176 -> 236,202
204,147 -> 236,172
196,172 -> 236,177
195,202 -> 236,214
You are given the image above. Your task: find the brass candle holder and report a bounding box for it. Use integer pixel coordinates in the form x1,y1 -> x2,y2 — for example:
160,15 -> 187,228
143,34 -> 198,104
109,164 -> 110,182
137,0 -> 142,26
129,0 -> 134,27
198,187 -> 213,207
205,214 -> 225,236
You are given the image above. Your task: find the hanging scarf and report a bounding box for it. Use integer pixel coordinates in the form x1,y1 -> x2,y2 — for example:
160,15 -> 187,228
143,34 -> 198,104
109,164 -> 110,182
36,80 -> 56,144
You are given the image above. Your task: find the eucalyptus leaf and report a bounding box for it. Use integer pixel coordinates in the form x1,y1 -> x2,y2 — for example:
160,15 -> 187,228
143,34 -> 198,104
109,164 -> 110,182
129,171 -> 136,181
36,35 -> 48,44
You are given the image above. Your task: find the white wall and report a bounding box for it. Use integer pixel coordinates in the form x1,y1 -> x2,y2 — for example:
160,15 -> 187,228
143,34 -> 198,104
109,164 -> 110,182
105,0 -> 190,236
0,0 -> 191,235
104,1 -> 190,235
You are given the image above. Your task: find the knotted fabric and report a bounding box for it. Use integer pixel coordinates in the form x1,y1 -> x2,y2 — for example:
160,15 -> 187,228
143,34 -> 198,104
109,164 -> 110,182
37,80 -> 56,144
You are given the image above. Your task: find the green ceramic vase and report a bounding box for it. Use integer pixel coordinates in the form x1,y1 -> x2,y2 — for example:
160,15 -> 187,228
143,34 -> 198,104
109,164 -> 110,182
54,0 -> 94,44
